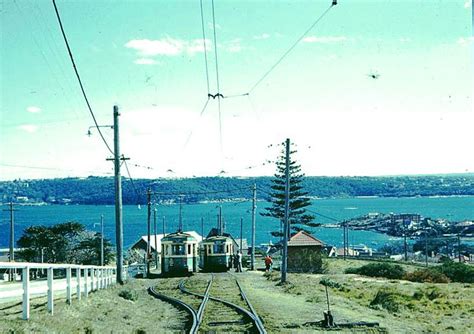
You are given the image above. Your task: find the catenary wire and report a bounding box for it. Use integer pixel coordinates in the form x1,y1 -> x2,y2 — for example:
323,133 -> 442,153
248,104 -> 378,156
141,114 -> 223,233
199,0 -> 211,95
51,0 -> 114,155
247,3 -> 335,94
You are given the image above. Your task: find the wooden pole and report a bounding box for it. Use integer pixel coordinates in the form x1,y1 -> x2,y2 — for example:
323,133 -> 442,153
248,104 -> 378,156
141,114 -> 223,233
251,183 -> 256,270
281,138 -> 290,283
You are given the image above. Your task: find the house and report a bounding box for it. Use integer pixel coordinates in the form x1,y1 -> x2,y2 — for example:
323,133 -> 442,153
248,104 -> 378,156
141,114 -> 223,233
287,231 -> 325,273
335,247 -> 359,257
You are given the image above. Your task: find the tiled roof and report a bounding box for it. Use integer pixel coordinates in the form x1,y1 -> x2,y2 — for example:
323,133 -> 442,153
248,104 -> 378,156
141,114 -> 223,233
288,231 -> 324,247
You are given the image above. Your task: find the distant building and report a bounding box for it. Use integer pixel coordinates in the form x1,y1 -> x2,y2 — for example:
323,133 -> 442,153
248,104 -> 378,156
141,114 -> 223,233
391,213 -> 421,224
287,231 -> 324,273
335,247 -> 359,257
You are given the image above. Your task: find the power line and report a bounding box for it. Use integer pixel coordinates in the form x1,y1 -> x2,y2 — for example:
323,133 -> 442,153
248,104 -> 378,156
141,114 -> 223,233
199,0 -> 211,96
123,159 -> 145,204
0,163 -> 113,175
247,3 -> 336,94
211,0 -> 223,151
150,186 -> 252,197
51,0 -> 114,155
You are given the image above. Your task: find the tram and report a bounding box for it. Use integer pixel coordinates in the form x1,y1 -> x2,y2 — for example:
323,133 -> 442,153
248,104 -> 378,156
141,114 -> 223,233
161,231 -> 199,276
201,234 -> 236,272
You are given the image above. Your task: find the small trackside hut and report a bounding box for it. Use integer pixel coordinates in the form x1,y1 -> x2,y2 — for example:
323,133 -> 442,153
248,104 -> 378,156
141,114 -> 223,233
161,231 -> 198,276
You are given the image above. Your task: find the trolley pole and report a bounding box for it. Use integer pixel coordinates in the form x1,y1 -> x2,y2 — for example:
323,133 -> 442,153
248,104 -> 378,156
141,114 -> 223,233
100,214 -> 104,266
178,196 -> 183,232
281,138 -> 290,284
162,216 -> 166,236
251,183 -> 256,270
201,217 -> 204,240
147,188 -> 151,277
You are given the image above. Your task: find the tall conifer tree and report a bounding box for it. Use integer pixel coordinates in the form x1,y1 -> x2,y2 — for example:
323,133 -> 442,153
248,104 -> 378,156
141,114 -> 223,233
261,143 -> 318,237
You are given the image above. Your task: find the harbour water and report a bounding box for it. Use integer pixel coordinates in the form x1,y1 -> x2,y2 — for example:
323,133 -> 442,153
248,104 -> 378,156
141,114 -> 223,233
1,196 -> 473,250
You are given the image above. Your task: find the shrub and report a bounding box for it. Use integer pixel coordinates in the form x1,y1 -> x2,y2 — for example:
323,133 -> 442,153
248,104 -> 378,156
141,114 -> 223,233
370,288 -> 406,313
119,289 -> 138,301
344,262 -> 406,279
319,277 -> 342,289
435,261 -> 474,283
403,268 -> 450,283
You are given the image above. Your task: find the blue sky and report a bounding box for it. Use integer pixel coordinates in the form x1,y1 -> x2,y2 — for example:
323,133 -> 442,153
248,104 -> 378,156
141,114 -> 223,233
0,0 -> 472,180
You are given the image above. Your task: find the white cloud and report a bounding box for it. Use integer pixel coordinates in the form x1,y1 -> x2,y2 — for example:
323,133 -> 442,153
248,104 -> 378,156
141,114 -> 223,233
464,0 -> 471,8
224,38 -> 243,53
303,36 -> 348,43
399,37 -> 411,43
253,33 -> 270,40
125,38 -> 211,59
134,58 -> 159,65
18,124 -> 38,133
26,106 -> 41,113
457,37 -> 474,46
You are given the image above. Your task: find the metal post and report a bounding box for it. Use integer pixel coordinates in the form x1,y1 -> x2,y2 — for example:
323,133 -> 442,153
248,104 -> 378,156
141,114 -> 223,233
3,202 -> 17,280
100,214 -> 104,266
178,196 -> 183,232
219,205 -> 223,234
425,232 -> 428,267
113,105 -> 124,284
281,138 -> 290,283
162,216 -> 166,236
154,208 -> 158,269
251,183 -> 256,270
201,217 -> 204,240
240,217 -> 243,252
343,223 -> 346,260
147,188 -> 151,277
458,234 -> 461,262
404,226 -> 408,262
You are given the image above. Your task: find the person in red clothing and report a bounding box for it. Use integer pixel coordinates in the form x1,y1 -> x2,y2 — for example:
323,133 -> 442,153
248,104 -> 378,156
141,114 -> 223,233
264,255 -> 273,272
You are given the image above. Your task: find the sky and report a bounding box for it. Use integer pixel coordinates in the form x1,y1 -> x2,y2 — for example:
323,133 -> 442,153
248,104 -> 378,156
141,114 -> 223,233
0,0 -> 473,180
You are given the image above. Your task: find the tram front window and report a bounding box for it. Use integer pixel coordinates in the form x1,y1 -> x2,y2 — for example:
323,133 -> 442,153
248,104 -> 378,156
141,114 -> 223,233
213,243 -> 225,254
172,245 -> 185,255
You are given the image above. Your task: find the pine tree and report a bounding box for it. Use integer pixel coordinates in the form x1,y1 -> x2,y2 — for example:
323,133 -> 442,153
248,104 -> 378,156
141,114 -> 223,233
261,143 -> 318,237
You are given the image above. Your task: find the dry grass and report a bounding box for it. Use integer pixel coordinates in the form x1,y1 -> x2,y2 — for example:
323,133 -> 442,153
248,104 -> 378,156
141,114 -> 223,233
0,278 -> 186,334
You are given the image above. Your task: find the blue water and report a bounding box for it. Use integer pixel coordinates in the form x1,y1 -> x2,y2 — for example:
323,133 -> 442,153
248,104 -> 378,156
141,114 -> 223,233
1,196 -> 473,250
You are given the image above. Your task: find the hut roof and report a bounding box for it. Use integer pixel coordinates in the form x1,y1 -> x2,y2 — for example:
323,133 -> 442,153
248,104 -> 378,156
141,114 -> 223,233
288,231 -> 324,247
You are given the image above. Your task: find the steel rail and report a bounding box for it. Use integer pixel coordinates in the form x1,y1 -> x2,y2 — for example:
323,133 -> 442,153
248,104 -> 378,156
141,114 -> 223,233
148,287 -> 198,334
179,274 -> 266,334
234,277 -> 267,334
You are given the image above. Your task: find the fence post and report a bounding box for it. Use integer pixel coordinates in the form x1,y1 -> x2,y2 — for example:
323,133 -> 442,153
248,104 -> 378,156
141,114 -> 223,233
76,268 -> 82,300
106,269 -> 110,287
91,268 -> 95,291
47,267 -> 54,314
22,266 -> 30,320
66,267 -> 72,304
84,268 -> 89,298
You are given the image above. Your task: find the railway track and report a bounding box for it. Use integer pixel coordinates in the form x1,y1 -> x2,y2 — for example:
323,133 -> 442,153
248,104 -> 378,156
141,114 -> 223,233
149,273 -> 266,334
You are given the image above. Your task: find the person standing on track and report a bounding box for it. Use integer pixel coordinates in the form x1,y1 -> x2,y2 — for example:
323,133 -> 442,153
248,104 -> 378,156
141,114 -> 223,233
235,251 -> 243,272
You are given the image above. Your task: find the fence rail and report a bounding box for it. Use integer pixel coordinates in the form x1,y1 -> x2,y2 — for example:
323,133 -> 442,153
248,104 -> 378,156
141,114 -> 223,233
0,261 -> 116,320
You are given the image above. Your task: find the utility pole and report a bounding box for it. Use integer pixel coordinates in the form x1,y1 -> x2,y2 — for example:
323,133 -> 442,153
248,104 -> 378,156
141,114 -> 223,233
107,105 -> 128,284
178,196 -> 183,232
403,220 -> 408,262
100,214 -> 104,266
342,222 -> 346,260
154,207 -> 158,269
240,217 -> 243,252
162,216 -> 166,236
146,188 -> 152,277
251,183 -> 256,270
3,202 -> 17,281
425,231 -> 428,267
281,138 -> 290,284
201,217 -> 204,240
457,234 -> 461,263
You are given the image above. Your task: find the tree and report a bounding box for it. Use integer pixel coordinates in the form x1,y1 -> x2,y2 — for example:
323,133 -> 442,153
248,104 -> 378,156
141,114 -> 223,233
260,142 -> 317,237
17,222 -> 113,265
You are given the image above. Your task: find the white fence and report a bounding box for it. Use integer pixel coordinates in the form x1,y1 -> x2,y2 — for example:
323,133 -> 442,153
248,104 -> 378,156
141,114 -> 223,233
0,262 -> 116,320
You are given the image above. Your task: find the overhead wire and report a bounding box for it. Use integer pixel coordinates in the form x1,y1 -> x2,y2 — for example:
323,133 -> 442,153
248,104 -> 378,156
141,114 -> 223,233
247,3 -> 336,94
211,0 -> 224,151
51,0 -> 114,155
199,0 -> 211,96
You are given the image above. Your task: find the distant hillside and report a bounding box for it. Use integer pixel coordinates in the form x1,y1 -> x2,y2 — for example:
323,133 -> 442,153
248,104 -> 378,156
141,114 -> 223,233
1,174 -> 473,205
